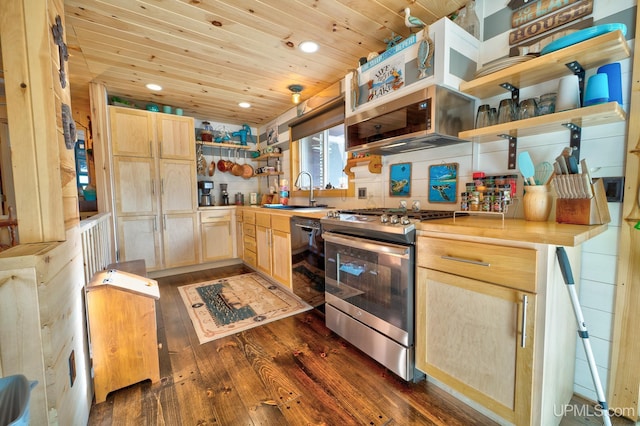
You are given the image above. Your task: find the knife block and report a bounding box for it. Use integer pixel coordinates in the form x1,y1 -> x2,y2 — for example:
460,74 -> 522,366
555,178 -> 610,225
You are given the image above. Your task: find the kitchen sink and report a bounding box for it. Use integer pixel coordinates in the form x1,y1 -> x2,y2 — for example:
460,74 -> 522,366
262,204 -> 331,210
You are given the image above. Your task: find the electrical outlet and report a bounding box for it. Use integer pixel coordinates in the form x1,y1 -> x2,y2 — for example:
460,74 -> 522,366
602,177 -> 624,202
358,187 -> 367,199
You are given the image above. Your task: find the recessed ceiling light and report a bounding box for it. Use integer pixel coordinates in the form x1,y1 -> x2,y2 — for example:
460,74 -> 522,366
238,102 -> 251,108
299,41 -> 319,53
146,83 -> 163,91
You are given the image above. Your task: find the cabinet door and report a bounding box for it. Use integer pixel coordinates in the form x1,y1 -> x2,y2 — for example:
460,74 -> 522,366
162,213 -> 198,268
416,267 -> 535,425
116,215 -> 162,271
109,107 -> 154,157
156,114 -> 195,160
201,215 -> 234,262
271,229 -> 291,288
113,157 -> 157,216
255,225 -> 272,275
159,160 -> 196,213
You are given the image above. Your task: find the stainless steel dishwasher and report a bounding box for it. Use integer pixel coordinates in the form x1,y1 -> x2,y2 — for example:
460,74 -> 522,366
290,216 -> 325,310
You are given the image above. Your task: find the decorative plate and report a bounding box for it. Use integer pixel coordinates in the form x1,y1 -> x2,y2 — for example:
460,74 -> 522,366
540,23 -> 627,55
474,55 -> 536,78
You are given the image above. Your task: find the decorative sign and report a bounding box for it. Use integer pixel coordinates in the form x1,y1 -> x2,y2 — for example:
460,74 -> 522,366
51,15 -> 69,88
366,57 -> 405,102
389,163 -> 411,197
359,34 -> 416,102
428,163 -> 458,203
511,0 -> 579,28
360,34 -> 416,73
509,0 -> 593,45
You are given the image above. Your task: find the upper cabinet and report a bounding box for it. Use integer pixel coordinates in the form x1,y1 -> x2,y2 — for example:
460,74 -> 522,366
156,114 -> 195,160
458,30 -> 630,144
110,108 -> 154,157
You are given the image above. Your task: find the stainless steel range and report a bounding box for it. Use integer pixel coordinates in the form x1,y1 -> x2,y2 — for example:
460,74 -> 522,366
321,208 -> 456,381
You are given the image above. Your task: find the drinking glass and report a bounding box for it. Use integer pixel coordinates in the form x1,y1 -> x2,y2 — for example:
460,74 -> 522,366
475,104 -> 492,128
497,98 -> 517,124
538,93 -> 556,115
519,98 -> 538,120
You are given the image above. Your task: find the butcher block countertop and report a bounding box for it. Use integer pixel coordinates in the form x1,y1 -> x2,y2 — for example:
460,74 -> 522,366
417,216 -> 608,247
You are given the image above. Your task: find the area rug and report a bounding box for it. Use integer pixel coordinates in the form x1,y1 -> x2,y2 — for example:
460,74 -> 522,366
178,273 -> 312,344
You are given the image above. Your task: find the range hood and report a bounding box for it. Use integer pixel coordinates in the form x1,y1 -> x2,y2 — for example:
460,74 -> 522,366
345,85 -> 475,155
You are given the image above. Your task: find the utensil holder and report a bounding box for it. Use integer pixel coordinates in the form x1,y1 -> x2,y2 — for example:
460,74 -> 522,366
523,185 -> 552,221
556,178 -> 611,225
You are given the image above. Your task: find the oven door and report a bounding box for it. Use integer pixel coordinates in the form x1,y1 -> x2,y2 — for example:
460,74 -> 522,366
323,231 -> 414,346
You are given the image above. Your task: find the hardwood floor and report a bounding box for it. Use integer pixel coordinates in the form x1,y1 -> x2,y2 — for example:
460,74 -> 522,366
87,265 -> 636,425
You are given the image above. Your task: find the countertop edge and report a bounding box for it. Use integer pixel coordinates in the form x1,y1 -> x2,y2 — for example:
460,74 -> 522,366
416,217 -> 608,247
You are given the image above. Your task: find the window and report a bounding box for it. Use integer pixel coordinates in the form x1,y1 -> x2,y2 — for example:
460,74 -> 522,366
289,97 -> 354,198
298,123 -> 347,190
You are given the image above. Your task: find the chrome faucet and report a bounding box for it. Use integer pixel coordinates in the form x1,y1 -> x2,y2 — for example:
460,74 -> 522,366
294,171 -> 316,207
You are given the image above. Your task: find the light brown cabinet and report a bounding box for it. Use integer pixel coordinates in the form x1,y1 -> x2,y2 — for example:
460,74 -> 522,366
252,210 -> 292,288
110,106 -> 197,271
199,208 -> 235,262
416,234 -> 577,425
242,210 -> 257,267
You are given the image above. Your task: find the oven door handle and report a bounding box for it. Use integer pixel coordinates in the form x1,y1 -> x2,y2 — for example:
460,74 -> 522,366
323,232 -> 411,258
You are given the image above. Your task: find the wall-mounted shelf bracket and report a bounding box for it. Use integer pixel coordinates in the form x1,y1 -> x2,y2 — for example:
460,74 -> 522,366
499,134 -> 518,170
565,60 -> 586,106
500,82 -> 520,105
562,122 -> 582,160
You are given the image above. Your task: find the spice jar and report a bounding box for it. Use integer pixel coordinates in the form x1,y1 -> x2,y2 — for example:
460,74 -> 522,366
460,192 -> 469,211
469,191 -> 480,211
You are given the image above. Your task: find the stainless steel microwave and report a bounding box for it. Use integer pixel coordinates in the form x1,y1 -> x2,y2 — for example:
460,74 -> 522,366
345,85 -> 475,155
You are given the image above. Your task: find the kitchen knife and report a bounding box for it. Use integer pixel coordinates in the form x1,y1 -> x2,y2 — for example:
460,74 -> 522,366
582,173 -> 593,198
568,155 -> 579,174
580,158 -> 594,198
556,175 -> 568,198
573,174 -> 585,198
556,155 -> 569,174
553,161 -> 563,175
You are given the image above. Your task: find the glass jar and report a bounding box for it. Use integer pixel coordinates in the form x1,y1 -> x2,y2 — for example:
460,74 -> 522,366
469,191 -> 480,211
460,192 -> 469,211
538,92 -> 557,115
201,121 -> 214,142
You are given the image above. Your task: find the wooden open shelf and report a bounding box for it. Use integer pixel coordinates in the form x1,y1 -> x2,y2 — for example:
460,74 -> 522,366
197,141 -> 252,150
459,102 -> 626,143
459,30 -> 630,99
254,153 -> 282,161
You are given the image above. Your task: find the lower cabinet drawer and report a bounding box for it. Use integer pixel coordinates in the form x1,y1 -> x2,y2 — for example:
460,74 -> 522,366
417,237 -> 537,293
244,248 -> 256,267
243,223 -> 256,238
244,236 -> 256,253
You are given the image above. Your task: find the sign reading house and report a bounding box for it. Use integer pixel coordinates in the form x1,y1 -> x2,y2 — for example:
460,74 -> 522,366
509,0 -> 593,45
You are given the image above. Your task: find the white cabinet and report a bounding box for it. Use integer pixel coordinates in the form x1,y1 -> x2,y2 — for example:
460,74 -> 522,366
199,208 -> 235,263
110,106 -> 198,271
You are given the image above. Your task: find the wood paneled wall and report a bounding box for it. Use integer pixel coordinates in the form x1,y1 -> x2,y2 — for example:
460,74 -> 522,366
0,0 -> 78,244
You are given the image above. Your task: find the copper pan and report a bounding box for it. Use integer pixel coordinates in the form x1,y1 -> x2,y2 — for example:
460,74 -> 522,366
231,151 -> 244,176
241,151 -> 254,178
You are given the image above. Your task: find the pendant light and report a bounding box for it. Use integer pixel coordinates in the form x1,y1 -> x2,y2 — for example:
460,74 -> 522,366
288,84 -> 304,104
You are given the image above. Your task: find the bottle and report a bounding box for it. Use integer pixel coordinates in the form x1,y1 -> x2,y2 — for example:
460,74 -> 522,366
464,1 -> 480,39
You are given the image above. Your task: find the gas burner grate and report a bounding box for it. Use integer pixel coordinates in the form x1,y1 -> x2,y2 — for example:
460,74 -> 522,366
337,208 -> 458,221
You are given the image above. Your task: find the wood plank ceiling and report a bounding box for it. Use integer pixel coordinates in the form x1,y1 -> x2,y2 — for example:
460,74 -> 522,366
64,0 -> 465,126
